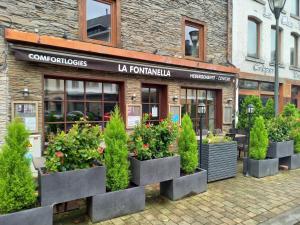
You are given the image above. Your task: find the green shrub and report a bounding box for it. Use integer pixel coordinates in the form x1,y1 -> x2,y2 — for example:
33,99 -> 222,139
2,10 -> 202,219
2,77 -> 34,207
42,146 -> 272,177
104,107 -> 130,191
0,119 -> 36,214
237,95 -> 263,129
262,98 -> 274,120
45,118 -> 103,172
249,116 -> 268,160
290,127 -> 300,153
267,116 -> 291,143
178,114 -> 198,174
282,103 -> 299,118
202,133 -> 232,144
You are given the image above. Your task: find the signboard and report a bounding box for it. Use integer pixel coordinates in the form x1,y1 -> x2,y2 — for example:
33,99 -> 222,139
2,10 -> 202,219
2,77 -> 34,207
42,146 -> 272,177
126,104 -> 142,129
12,46 -> 235,83
169,105 -> 181,124
12,101 -> 38,133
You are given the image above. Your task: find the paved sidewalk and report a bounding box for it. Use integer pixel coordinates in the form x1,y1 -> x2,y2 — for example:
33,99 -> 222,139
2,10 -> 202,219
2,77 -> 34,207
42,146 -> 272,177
55,162 -> 300,225
261,205 -> 300,225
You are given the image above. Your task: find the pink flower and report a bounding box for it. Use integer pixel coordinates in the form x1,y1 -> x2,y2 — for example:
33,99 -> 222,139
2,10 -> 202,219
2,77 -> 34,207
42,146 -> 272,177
55,151 -> 64,158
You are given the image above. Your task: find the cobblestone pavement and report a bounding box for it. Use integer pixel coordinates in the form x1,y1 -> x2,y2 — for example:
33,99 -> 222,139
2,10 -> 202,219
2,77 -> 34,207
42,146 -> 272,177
55,162 -> 300,225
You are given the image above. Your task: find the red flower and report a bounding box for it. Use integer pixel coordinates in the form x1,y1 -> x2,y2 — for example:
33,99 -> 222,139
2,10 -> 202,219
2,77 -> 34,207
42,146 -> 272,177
146,123 -> 150,128
98,147 -> 104,154
143,144 -> 149,149
55,151 -> 64,158
160,118 -> 164,122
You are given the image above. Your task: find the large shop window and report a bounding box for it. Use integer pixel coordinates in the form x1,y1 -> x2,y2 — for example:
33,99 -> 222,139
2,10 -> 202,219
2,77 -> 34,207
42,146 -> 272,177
81,0 -> 117,45
291,34 -> 299,67
183,18 -> 205,60
181,88 -> 216,133
44,78 -> 119,139
271,26 -> 282,63
247,18 -> 260,58
291,0 -> 300,16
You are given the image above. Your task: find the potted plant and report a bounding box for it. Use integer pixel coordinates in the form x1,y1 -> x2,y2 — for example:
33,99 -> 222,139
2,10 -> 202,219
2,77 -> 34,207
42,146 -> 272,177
248,116 -> 278,178
200,133 -> 237,182
0,119 -> 53,225
161,114 -> 207,200
37,118 -> 106,206
129,114 -> 180,186
88,108 -> 145,222
267,116 -> 294,158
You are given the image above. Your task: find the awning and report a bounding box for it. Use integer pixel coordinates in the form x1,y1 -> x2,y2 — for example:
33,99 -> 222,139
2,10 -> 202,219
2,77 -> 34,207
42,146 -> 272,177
10,44 -> 235,83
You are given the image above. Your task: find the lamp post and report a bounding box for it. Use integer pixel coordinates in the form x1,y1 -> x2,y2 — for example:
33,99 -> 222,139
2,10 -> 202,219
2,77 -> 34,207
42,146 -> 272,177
189,30 -> 199,57
198,103 -> 206,167
268,0 -> 286,115
243,104 -> 255,176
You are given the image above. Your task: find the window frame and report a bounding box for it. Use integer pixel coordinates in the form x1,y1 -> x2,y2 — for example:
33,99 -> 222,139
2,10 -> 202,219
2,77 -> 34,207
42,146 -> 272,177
291,0 -> 300,17
182,17 -> 206,61
79,0 -> 120,47
247,17 -> 261,59
291,33 -> 299,67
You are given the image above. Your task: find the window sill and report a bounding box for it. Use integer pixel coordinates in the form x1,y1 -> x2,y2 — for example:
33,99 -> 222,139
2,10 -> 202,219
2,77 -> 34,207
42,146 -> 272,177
269,62 -> 285,68
290,14 -> 300,21
252,0 -> 266,5
183,56 -> 206,63
82,37 -> 116,48
290,66 -> 300,72
245,56 -> 265,64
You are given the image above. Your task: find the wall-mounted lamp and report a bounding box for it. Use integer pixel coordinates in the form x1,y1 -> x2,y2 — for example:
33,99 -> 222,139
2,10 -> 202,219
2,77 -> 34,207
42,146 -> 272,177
131,94 -> 136,101
22,88 -> 30,97
173,95 -> 179,102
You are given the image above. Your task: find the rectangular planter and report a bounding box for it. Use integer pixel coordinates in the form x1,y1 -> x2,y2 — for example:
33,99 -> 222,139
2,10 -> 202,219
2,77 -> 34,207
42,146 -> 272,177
248,158 -> 279,178
200,142 -> 237,182
280,154 -> 300,170
267,140 -> 294,158
129,155 -> 180,186
88,186 -> 145,222
38,166 -> 106,206
0,205 -> 53,225
160,169 -> 207,201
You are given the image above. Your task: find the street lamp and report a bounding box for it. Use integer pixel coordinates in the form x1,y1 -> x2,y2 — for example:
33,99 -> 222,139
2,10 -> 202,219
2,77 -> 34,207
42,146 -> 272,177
268,0 -> 286,115
198,103 -> 206,167
243,104 -> 255,176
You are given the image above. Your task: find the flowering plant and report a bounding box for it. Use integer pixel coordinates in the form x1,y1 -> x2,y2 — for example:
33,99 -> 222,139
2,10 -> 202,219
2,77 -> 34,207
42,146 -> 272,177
129,114 -> 178,160
45,118 -> 104,172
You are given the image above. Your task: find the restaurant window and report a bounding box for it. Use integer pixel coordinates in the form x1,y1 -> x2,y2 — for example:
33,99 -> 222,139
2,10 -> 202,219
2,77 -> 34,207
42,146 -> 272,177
142,86 -> 161,124
247,18 -> 260,58
81,0 -> 117,45
181,88 -> 216,133
239,80 -> 259,90
184,18 -> 205,60
291,34 -> 299,67
271,26 -> 282,63
291,0 -> 300,16
260,82 -> 274,92
44,78 -> 120,139
261,95 -> 273,106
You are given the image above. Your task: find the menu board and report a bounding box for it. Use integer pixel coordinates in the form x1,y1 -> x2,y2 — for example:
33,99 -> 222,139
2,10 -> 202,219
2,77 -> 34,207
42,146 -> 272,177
12,101 -> 38,133
127,104 -> 142,129
169,105 -> 181,124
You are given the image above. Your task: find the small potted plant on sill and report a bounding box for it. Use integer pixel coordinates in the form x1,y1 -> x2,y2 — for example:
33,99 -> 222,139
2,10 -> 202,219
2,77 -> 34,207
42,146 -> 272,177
200,132 -> 237,182
161,114 -> 207,200
37,118 -> 106,206
129,114 -> 180,186
248,116 -> 278,178
88,107 -> 145,222
0,119 -> 53,225
266,116 -> 294,159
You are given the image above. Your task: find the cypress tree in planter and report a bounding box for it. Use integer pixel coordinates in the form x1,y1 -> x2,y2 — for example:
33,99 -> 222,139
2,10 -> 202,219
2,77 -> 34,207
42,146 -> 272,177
88,107 -> 145,222
0,119 -> 53,225
248,116 -> 278,178
161,114 -> 207,200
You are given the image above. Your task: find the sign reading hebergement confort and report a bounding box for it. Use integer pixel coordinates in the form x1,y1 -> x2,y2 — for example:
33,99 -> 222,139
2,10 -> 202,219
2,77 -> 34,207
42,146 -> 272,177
12,46 -> 235,82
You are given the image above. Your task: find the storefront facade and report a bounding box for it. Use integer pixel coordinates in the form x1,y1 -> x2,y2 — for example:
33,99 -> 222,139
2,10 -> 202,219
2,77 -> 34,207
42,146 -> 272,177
0,0 -> 237,146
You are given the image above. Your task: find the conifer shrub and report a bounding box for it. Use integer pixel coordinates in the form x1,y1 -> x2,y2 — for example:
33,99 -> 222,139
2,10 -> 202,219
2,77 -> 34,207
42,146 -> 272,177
104,107 -> 130,191
0,119 -> 36,214
282,103 -> 299,118
262,98 -> 274,120
249,116 -> 268,160
178,114 -> 198,174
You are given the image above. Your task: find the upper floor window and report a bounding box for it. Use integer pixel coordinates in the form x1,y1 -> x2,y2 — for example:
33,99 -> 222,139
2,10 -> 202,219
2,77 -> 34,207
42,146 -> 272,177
291,34 -> 299,67
80,0 -> 117,46
291,0 -> 300,16
183,17 -> 206,61
247,18 -> 260,58
271,26 -> 282,63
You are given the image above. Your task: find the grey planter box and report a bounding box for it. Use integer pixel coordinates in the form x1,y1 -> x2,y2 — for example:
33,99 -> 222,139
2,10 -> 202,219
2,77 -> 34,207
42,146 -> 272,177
129,155 -> 180,186
267,140 -> 294,158
160,169 -> 207,201
200,142 -> 237,182
280,154 -> 300,170
248,158 -> 279,178
88,186 -> 145,222
0,205 -> 53,225
38,166 -> 106,206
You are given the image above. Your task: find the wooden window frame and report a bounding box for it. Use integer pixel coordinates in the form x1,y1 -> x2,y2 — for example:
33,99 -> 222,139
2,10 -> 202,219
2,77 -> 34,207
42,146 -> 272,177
79,0 -> 120,47
247,17 -> 261,59
182,17 -> 207,62
291,33 -> 299,67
